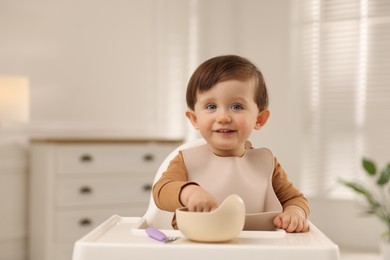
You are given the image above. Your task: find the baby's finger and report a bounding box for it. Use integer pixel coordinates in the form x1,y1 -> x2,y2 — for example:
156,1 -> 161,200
286,217 -> 299,233
281,215 -> 291,230
293,219 -> 304,233
302,221 -> 310,232
273,216 -> 282,228
200,204 -> 212,212
187,203 -> 196,212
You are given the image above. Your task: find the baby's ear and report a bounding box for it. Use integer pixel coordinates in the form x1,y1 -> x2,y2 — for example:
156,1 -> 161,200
254,109 -> 270,130
185,109 -> 199,130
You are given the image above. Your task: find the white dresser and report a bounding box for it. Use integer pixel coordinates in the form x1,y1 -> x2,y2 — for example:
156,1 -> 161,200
28,139 -> 181,260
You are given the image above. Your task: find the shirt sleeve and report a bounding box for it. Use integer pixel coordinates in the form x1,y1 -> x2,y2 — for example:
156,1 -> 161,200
152,151 -> 198,212
272,156 -> 310,217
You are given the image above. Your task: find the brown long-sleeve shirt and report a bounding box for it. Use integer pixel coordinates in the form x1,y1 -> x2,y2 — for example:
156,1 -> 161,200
153,151 -> 310,218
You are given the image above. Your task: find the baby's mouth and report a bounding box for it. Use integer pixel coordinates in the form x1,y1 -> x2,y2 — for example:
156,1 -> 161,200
215,129 -> 236,133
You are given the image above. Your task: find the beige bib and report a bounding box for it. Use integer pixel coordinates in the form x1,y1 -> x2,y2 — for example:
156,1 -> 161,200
182,144 -> 282,214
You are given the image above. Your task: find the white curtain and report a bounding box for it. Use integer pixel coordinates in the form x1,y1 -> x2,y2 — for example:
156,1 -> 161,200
295,0 -> 390,197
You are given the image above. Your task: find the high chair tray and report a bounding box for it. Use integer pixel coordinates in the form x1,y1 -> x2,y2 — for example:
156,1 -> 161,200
72,215 -> 340,260
131,216 -> 286,238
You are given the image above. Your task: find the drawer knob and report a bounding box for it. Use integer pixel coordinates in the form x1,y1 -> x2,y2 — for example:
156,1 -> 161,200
142,183 -> 152,192
79,218 -> 92,227
80,154 -> 93,163
143,154 -> 155,162
79,186 -> 93,194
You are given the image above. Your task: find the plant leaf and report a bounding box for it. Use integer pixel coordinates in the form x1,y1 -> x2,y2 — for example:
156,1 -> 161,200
339,179 -> 380,207
363,158 -> 376,176
377,163 -> 390,186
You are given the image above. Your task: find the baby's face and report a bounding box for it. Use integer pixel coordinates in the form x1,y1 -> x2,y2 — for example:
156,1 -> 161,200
186,79 -> 264,157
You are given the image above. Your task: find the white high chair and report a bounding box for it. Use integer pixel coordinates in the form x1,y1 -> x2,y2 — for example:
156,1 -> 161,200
141,138 -> 206,229
72,138 -> 341,260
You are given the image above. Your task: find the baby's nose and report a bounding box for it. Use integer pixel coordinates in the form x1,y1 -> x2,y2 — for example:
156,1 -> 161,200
216,110 -> 232,123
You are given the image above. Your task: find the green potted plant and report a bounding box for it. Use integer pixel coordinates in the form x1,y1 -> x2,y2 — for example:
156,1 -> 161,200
339,158 -> 390,258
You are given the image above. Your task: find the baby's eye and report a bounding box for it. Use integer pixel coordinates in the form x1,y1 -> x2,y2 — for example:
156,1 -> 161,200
231,104 -> 243,110
205,104 -> 217,110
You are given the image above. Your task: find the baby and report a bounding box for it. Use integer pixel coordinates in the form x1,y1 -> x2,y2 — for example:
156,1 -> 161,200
153,55 -> 309,233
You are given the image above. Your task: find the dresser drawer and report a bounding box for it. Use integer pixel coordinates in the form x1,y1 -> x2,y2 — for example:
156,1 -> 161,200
55,175 -> 153,206
56,144 -> 174,174
54,207 -> 143,243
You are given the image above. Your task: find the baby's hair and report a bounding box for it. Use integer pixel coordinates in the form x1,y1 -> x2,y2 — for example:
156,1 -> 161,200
186,55 -> 269,111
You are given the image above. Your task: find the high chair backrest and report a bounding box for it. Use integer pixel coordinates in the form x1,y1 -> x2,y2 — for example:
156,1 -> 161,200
142,138 -> 206,229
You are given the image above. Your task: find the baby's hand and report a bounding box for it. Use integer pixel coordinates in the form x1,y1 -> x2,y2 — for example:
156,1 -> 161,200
180,184 -> 218,212
273,205 -> 309,233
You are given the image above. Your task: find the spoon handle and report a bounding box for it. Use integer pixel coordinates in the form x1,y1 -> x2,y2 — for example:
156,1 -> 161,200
145,227 -> 167,242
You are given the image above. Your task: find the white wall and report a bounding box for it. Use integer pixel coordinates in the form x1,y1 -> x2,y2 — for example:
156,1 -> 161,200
0,0 -> 190,138
0,0 -> 296,142
309,197 -> 383,251
0,0 -> 299,168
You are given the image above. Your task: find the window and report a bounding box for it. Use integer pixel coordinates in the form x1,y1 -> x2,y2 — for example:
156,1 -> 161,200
295,0 -> 390,197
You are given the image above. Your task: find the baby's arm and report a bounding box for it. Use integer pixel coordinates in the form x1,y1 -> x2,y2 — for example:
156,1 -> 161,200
153,153 -> 193,211
273,205 -> 309,232
153,152 -> 217,212
180,184 -> 218,212
272,157 -> 310,233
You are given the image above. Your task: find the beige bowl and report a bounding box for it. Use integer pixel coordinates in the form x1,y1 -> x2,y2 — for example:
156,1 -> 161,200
176,194 -> 246,242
